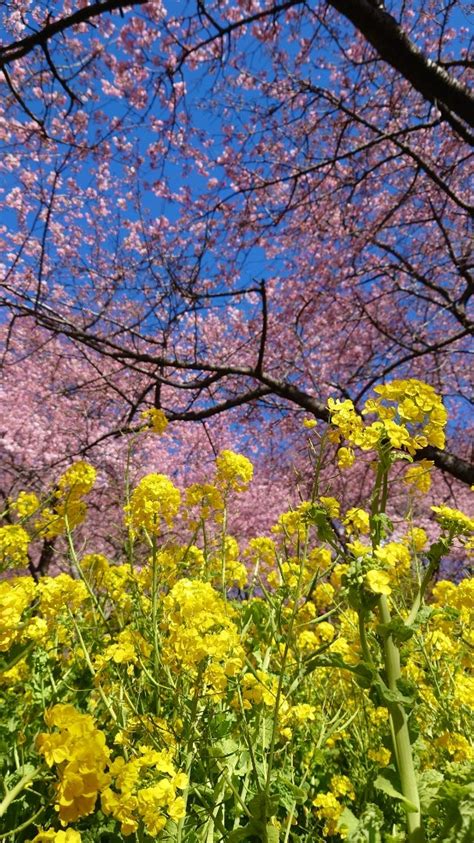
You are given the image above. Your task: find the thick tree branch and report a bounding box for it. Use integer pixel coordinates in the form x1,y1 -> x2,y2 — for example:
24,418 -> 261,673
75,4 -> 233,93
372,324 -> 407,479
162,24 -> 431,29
0,0 -> 148,66
329,0 -> 474,133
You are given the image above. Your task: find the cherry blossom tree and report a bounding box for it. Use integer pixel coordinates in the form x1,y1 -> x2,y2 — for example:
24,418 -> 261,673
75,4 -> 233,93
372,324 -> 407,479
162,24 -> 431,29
1,1 -> 473,554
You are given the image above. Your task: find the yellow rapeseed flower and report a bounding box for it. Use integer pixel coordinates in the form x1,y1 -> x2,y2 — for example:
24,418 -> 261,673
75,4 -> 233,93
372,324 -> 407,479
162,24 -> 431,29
10,490 -> 40,518
404,460 -> 434,493
37,705 -> 111,824
0,524 -> 30,570
215,450 -> 253,492
365,569 -> 391,595
343,507 -> 370,535
57,461 -> 97,499
337,446 -> 355,469
31,830 -> 82,842
329,378 -> 447,456
431,505 -> 474,536
125,474 -> 181,534
140,407 -> 169,434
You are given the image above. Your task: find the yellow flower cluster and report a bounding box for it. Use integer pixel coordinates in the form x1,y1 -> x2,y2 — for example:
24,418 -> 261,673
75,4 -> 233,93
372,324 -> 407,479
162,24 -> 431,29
336,446 -> 355,469
436,731 -> 473,762
0,524 -> 30,571
403,527 -> 428,552
343,507 -> 370,535
215,449 -> 253,492
32,830 -> 82,843
210,535 -> 248,589
313,792 -> 344,836
240,670 -> 317,740
10,490 -> 40,518
162,578 -> 244,697
37,575 -> 89,623
94,628 -> 151,672
370,379 -> 447,446
329,378 -> 447,455
272,500 -> 313,539
80,553 -> 110,583
185,482 -> 224,525
319,496 -> 340,518
140,407 -> 169,434
125,474 -> 181,534
365,569 -> 392,596
101,746 -> 187,836
241,669 -> 279,708
37,705 -> 111,824
297,620 -> 335,654
244,536 -> 277,576
404,459 -> 434,493
357,540 -> 412,598
431,505 -> 474,537
0,577 -> 35,651
368,747 -> 391,766
375,542 -> 411,578
36,499 -> 87,539
35,462 -> 97,539
313,775 -> 355,837
56,462 -> 97,499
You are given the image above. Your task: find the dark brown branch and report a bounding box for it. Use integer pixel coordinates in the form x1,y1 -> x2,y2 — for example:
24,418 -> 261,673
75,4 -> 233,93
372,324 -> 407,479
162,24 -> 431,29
256,280 -> 268,375
417,446 -> 474,488
329,0 -> 474,132
0,0 -> 149,66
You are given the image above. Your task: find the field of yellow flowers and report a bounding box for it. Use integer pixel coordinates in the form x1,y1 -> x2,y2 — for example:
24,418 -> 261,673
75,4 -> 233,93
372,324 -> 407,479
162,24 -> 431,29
1,380 -> 472,842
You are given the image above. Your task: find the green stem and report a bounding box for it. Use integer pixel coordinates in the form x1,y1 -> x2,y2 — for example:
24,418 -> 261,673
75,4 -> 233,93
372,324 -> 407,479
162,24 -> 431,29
65,525 -> 109,626
68,611 -> 119,723
369,444 -> 424,843
358,609 -> 374,666
0,806 -> 44,838
151,534 -> 160,713
378,595 -> 424,843
0,767 -> 40,819
221,503 -> 228,598
176,679 -> 201,843
265,532 -> 309,795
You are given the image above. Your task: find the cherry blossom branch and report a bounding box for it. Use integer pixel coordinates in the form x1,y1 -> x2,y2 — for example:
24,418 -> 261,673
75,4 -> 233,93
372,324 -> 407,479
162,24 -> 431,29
0,0 -> 148,66
3,297 -> 473,486
329,0 -> 474,135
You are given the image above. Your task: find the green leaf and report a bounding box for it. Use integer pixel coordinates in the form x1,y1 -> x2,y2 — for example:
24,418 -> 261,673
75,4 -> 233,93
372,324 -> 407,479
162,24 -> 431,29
427,537 -> 450,567
337,806 -> 359,835
418,769 -> 444,812
305,651 -> 361,676
429,781 -> 474,842
373,678 -> 414,707
353,662 -> 377,689
226,819 -> 279,842
304,506 -> 335,542
276,776 -> 308,805
208,738 -> 241,759
370,513 -> 393,539
264,823 -> 280,842
374,774 -> 418,813
226,827 -> 257,842
338,804 -> 384,842
377,619 -> 414,644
